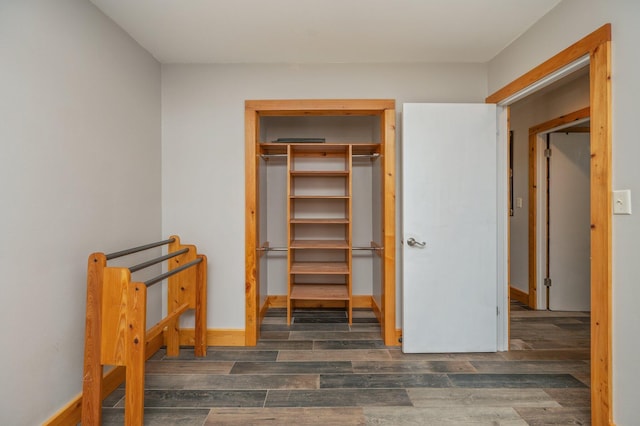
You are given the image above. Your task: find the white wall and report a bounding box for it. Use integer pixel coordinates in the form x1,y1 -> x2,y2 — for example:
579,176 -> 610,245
489,1 -> 640,423
509,74 -> 589,295
161,63 -> 488,329
0,1 -> 161,424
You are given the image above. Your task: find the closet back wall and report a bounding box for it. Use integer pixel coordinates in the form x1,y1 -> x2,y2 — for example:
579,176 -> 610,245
161,63 -> 488,329
262,116 -> 379,299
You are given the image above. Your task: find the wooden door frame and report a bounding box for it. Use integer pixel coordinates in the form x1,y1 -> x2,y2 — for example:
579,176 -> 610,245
487,24 -> 612,425
528,107 -> 591,309
244,99 -> 397,347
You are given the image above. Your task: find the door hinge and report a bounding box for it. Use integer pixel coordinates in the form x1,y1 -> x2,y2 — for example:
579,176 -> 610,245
544,277 -> 552,287
544,148 -> 552,158
497,306 -> 500,316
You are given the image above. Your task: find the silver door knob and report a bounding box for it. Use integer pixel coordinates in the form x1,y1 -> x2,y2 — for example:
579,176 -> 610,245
406,237 -> 426,248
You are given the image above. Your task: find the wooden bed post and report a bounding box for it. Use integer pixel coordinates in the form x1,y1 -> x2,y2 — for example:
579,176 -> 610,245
81,253 -> 107,426
195,254 -> 208,356
125,282 -> 147,426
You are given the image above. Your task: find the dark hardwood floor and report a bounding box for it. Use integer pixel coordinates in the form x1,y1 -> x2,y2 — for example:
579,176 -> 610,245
101,303 -> 590,425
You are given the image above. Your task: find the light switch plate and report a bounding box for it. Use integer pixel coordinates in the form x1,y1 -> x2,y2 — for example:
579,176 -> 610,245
613,189 -> 632,215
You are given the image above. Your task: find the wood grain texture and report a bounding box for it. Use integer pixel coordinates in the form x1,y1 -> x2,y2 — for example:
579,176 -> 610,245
81,252 -> 106,426
124,283 -> 147,426
48,330 -> 163,425
179,328 -> 246,347
290,262 -> 349,274
486,24 -> 610,104
528,132 -> 538,310
290,284 -> 350,300
100,267 -> 130,366
246,99 -> 395,114
266,295 -> 373,309
145,302 -> 189,343
195,254 -> 208,356
382,108 -> 397,346
509,286 -> 529,305
589,39 -> 612,426
288,144 -> 353,323
289,240 -> 349,249
529,107 -> 590,135
347,144 -> 354,324
245,107 -> 259,346
78,236 -> 206,423
205,407 -> 365,425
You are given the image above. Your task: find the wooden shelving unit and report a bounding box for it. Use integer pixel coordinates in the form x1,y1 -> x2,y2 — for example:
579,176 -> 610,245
287,143 -> 352,324
245,99 -> 397,347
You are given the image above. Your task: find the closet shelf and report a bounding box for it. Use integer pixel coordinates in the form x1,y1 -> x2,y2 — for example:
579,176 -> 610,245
290,239 -> 349,249
290,284 -> 349,301
260,142 -> 380,156
290,218 -> 349,224
290,262 -> 349,274
290,171 -> 349,177
290,195 -> 350,199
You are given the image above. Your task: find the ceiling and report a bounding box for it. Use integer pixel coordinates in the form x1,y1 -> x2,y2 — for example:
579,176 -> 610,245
89,0 -> 562,64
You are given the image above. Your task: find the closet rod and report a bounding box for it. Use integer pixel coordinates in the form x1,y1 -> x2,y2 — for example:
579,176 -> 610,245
257,247 -> 382,251
352,153 -> 380,158
259,153 -> 380,159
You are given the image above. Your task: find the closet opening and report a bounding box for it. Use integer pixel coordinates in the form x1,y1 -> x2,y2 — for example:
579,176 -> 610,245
245,100 -> 397,346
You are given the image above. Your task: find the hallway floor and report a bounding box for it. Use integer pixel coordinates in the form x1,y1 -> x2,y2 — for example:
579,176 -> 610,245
102,304 -> 590,425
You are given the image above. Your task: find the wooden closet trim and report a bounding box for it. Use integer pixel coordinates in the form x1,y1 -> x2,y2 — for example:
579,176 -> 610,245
487,24 -> 612,426
486,24 -> 610,104
246,99 -> 395,114
245,99 -> 397,346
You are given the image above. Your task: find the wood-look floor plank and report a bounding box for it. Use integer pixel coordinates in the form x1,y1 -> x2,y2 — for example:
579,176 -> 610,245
256,340 -> 314,350
364,406 -> 529,425
289,331 -> 381,340
543,388 -> 591,407
515,407 -> 591,425
140,389 -> 267,408
388,350 -> 506,362
230,361 -> 353,375
448,373 -> 587,389
204,407 -> 365,425
407,388 -> 561,408
109,305 -> 591,425
320,373 -> 451,389
313,339 -> 386,350
265,389 -> 412,407
500,349 -> 590,361
101,407 -> 210,425
163,349 -> 278,362
471,360 -> 590,374
145,360 -> 234,374
277,349 -> 391,362
352,360 -> 476,374
144,373 -> 319,390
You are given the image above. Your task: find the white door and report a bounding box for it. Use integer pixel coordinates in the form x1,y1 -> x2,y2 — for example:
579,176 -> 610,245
402,103 -> 498,353
548,132 -> 591,311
